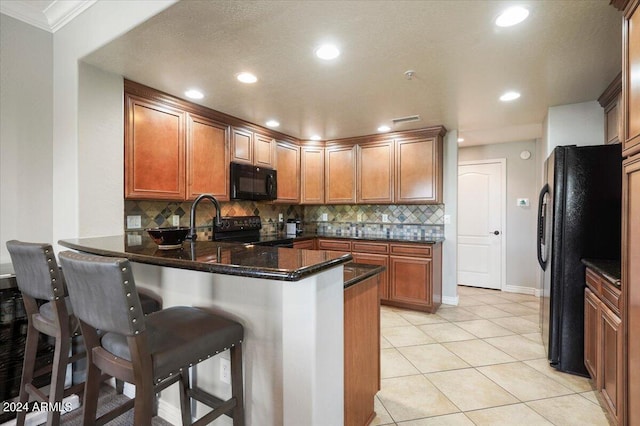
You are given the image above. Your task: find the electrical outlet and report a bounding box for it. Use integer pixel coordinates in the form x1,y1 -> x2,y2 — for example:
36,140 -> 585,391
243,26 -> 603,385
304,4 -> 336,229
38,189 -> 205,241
321,213 -> 328,221
172,215 -> 180,226
382,214 -> 389,222
443,215 -> 451,224
220,358 -> 230,384
278,213 -> 284,222
357,213 -> 362,222
127,215 -> 141,229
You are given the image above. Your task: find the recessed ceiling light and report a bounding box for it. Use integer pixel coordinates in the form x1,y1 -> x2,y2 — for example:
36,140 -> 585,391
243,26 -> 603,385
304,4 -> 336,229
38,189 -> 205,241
495,6 -> 529,27
184,89 -> 204,99
266,120 -> 280,128
457,138 -> 464,143
315,44 -> 340,60
500,91 -> 521,102
378,125 -> 391,132
310,135 -> 322,141
236,72 -> 258,84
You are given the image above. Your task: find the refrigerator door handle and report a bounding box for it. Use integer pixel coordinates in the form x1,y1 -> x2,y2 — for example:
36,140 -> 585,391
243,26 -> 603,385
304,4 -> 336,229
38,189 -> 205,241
537,184 -> 549,270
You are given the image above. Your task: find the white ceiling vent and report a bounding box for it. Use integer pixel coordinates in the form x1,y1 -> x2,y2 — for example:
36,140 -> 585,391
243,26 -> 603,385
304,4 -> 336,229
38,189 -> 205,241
392,115 -> 421,125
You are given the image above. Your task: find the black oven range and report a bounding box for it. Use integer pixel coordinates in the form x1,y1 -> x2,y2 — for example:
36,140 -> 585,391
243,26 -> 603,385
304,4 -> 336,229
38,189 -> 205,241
213,216 -> 294,248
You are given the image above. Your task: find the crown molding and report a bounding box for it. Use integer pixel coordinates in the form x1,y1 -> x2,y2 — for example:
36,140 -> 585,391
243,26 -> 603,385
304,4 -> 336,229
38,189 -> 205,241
0,0 -> 96,33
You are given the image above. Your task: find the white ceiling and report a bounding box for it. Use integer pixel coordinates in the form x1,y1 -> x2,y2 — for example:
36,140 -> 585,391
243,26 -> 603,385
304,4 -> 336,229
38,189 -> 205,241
4,0 -> 623,146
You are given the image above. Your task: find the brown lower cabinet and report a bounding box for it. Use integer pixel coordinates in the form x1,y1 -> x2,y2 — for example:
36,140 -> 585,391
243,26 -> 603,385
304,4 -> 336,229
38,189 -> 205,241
292,238 -> 316,250
317,238 -> 442,313
584,268 -> 623,425
344,273 -> 380,426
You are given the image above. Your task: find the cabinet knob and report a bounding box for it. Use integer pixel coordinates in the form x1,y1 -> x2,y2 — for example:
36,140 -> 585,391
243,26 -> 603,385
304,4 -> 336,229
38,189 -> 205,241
490,230 -> 500,235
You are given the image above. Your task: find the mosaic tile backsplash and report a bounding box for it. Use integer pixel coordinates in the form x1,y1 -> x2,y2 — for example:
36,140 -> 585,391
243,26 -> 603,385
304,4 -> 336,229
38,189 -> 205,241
124,201 -> 445,239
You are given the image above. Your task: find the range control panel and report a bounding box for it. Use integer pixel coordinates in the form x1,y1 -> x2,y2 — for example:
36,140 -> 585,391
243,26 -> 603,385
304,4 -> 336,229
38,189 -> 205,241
214,215 -> 262,232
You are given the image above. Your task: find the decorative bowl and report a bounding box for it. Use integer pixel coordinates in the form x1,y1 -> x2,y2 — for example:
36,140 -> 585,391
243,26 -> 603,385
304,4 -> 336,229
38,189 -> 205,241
146,227 -> 190,249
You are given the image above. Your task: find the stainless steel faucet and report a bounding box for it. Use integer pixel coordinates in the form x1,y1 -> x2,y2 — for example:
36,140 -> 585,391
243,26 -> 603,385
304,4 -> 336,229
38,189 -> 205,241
188,194 -> 222,240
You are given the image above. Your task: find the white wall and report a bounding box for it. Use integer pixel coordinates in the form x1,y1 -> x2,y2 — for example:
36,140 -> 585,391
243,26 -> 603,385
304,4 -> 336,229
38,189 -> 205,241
0,15 -> 53,263
458,140 -> 538,292
442,131 -> 458,304
546,101 -> 603,155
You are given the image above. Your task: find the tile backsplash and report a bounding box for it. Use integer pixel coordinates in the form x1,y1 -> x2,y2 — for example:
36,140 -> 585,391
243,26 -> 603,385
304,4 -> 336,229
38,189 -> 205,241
124,201 -> 445,239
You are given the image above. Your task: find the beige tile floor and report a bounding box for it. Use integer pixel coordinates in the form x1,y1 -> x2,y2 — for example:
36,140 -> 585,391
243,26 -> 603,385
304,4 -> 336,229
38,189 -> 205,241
372,285 -> 614,426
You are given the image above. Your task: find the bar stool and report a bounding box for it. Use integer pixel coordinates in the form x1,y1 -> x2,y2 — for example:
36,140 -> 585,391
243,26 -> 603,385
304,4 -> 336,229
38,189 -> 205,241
58,250 -> 245,426
5,240 -> 162,426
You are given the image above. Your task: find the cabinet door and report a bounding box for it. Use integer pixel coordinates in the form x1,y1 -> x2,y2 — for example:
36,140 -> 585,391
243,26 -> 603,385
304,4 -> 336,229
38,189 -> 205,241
231,127 -> 253,165
389,255 -> 432,310
352,252 -> 389,301
623,153 -> 640,425
623,1 -> 640,156
325,145 -> 356,204
358,140 -> 394,203
600,303 -> 623,424
395,137 -> 442,203
186,114 -> 230,200
125,95 -> 185,200
254,133 -> 276,168
584,288 -> 600,384
301,146 -> 325,204
275,141 -> 300,203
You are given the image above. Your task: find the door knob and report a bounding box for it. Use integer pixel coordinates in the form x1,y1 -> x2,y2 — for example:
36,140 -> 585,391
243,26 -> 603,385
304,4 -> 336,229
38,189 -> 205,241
490,230 -> 500,235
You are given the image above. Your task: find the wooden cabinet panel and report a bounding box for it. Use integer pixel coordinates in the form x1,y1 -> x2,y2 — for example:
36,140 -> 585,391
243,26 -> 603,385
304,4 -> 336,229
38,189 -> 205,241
623,153 -> 640,425
623,1 -> 640,155
351,242 -> 389,255
301,146 -> 325,204
584,288 -> 600,384
275,141 -> 300,203
389,255 -> 432,308
357,140 -> 394,203
390,244 -> 432,258
325,145 -> 356,204
317,239 -> 351,252
125,95 -> 185,200
231,127 -> 253,164
293,239 -> 316,250
186,114 -> 229,200
352,252 -> 389,301
395,137 -> 442,203
254,133 -> 276,168
344,274 -> 380,426
601,303 -> 623,424
606,97 -> 621,145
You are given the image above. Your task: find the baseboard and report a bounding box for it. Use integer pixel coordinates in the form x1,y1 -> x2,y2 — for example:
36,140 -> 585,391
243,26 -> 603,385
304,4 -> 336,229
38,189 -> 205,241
158,397 -> 182,425
503,284 -> 540,297
441,295 -> 459,306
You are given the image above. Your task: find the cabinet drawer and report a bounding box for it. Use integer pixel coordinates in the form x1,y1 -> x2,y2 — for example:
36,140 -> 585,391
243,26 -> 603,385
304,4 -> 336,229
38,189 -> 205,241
585,268 -> 602,293
293,239 -> 316,250
390,244 -> 432,258
352,241 -> 389,254
317,239 -> 352,252
601,282 -> 622,316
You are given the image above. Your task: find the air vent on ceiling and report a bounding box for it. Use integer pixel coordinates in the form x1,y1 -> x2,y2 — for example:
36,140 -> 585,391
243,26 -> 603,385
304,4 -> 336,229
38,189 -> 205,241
392,115 -> 421,125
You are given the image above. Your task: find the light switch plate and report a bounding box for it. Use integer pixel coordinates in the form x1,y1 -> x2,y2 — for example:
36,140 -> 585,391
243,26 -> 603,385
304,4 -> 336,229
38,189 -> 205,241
278,213 -> 284,222
172,215 -> 180,226
321,213 -> 328,221
127,215 -> 141,229
382,214 -> 389,222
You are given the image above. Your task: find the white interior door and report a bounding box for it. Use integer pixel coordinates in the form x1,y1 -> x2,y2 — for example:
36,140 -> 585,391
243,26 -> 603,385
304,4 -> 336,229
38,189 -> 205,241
457,160 -> 505,290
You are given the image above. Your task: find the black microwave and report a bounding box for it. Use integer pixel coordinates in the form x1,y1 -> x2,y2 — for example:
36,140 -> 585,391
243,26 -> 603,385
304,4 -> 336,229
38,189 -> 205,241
230,162 -> 277,201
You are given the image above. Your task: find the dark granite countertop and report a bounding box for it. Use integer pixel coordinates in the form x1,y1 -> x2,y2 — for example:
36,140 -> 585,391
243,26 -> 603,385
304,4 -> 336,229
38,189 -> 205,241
59,235 -> 352,282
582,259 -> 621,287
343,263 -> 385,289
283,232 -> 443,245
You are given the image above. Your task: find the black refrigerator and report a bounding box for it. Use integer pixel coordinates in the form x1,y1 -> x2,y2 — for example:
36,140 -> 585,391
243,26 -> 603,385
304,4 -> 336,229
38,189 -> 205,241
537,144 -> 621,376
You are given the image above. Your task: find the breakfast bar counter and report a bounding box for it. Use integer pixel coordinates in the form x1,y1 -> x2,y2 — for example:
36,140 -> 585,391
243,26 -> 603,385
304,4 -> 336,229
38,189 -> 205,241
58,235 -> 379,426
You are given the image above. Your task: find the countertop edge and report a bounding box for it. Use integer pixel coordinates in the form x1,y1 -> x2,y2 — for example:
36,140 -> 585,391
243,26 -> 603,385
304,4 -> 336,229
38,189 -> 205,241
343,264 -> 385,289
581,258 -> 621,287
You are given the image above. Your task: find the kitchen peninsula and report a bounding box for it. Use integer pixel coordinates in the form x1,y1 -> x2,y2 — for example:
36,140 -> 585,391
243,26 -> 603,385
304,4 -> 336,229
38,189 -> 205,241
59,234 -> 382,426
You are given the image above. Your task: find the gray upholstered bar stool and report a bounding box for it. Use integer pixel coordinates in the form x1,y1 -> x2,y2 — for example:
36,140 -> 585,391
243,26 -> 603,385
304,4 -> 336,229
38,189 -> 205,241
6,240 -> 163,426
58,250 -> 245,426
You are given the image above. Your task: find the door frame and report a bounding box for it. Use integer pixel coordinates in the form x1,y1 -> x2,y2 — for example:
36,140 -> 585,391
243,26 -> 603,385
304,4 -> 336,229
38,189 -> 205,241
457,158 -> 507,291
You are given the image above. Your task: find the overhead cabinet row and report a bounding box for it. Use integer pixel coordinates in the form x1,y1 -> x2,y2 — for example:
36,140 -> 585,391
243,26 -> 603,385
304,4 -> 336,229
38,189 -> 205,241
124,80 -> 445,205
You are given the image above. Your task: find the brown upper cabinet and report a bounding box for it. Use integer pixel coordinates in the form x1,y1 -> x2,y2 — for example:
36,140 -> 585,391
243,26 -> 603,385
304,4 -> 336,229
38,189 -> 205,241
325,145 -> 357,204
186,113 -> 230,201
231,128 -> 276,168
623,1 -> 640,156
275,141 -> 300,203
125,94 -> 186,200
598,73 -> 622,145
395,134 -> 443,204
357,139 -> 394,204
301,145 -> 325,204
